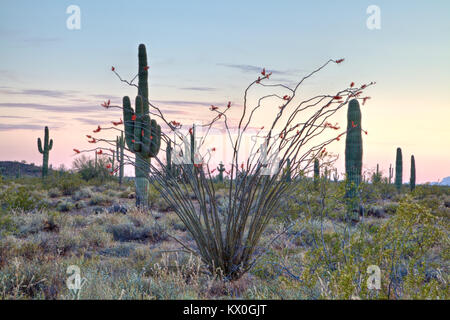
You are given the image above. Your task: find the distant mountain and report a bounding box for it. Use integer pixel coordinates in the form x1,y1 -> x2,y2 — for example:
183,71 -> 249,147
430,176 -> 450,186
438,176 -> 450,186
0,161 -> 42,178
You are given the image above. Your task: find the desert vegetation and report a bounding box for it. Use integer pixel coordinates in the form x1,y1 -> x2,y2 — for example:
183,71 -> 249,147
0,44 -> 448,300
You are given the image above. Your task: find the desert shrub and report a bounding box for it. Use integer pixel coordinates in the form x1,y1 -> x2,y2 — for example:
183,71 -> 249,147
56,200 -> 74,212
48,188 -> 61,198
71,187 -> 92,201
0,213 -> 17,237
107,222 -> 167,243
277,196 -> 448,299
88,193 -> 113,206
72,154 -> 114,183
0,185 -> 41,212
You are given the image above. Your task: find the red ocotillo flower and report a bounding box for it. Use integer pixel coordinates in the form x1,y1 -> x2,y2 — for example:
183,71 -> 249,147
93,126 -> 101,133
241,163 -> 244,170
211,168 -> 216,174
283,95 -> 290,101
144,66 -> 149,71
227,101 -> 231,108
189,128 -> 193,135
350,82 -> 355,88
88,138 -> 97,143
101,100 -> 111,108
96,149 -> 103,155
112,118 -> 123,126
335,58 -> 345,64
86,135 -> 92,139
211,147 -> 216,152
261,68 -> 266,76
333,95 -> 342,100
256,77 -> 261,84
322,148 -> 326,153
111,66 -> 115,71
362,97 -> 371,105
131,115 -> 137,121
210,105 -> 218,111
73,149 -> 80,154
106,163 -> 112,169
170,120 -> 181,127
363,130 -> 368,135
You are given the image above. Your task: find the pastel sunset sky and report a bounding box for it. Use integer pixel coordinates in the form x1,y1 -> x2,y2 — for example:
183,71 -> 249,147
0,0 -> 449,183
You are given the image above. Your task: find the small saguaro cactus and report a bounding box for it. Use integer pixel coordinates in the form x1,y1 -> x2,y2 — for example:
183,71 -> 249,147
333,168 -> 339,182
313,158 -> 320,188
395,147 -> 403,191
166,140 -> 174,179
389,164 -> 393,184
345,99 -> 363,195
217,162 -> 225,182
37,126 -> 53,178
122,44 -> 162,207
410,155 -> 416,191
116,132 -> 125,185
285,158 -> 292,182
109,149 -> 115,175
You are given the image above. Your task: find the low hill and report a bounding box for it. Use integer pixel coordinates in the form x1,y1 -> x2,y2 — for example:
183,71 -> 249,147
0,161 -> 43,178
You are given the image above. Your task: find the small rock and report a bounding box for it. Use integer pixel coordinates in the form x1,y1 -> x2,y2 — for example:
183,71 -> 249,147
92,206 -> 105,214
108,203 -> 128,214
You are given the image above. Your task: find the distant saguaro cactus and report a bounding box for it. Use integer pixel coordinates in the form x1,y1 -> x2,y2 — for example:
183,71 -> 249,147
389,164 -> 393,184
395,147 -> 403,191
166,140 -> 174,179
284,158 -> 292,182
217,162 -> 225,182
37,126 -> 53,178
122,44 -> 161,207
116,132 -> 125,185
313,158 -> 319,188
410,155 -> 416,191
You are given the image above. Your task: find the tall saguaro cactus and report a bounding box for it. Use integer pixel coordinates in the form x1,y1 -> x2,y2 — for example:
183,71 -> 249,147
123,44 -> 161,206
345,99 -> 363,196
116,132 -> 125,185
395,147 -> 403,191
37,126 -> 53,178
410,155 -> 416,191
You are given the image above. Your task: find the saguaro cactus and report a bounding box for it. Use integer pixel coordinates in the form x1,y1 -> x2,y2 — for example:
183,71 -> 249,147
345,99 -> 363,196
37,126 -> 53,178
284,158 -> 292,182
116,132 -> 125,185
313,158 -> 320,188
166,140 -> 174,179
217,162 -> 225,182
389,164 -> 393,184
123,44 -> 161,206
410,155 -> 416,191
395,147 -> 403,191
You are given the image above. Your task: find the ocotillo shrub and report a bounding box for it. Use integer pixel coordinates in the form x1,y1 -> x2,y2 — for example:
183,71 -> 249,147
37,126 -> 53,178
122,44 -> 161,206
410,155 -> 416,191
395,147 -> 403,191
